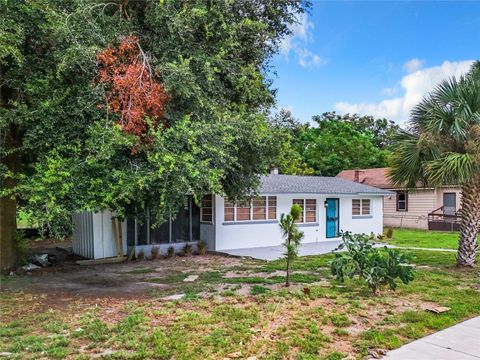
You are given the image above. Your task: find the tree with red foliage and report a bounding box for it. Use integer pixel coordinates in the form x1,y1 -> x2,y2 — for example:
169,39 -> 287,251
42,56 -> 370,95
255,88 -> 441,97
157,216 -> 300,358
96,36 -> 168,139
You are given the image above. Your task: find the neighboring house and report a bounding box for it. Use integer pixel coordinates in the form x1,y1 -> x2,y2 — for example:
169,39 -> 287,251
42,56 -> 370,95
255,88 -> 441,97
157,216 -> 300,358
336,168 -> 462,231
72,173 -> 391,259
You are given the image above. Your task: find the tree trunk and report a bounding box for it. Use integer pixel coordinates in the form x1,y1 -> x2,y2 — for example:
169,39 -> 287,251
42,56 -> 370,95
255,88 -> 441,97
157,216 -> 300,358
0,191 -> 17,272
457,176 -> 480,267
0,156 -> 17,272
1,76 -> 21,272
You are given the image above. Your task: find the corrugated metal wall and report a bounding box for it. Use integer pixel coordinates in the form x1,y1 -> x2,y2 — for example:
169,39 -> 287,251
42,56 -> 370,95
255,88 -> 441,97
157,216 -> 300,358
72,211 -> 94,259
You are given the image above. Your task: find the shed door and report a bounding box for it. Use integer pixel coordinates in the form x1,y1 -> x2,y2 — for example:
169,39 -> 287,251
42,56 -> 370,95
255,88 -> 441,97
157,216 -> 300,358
443,193 -> 456,215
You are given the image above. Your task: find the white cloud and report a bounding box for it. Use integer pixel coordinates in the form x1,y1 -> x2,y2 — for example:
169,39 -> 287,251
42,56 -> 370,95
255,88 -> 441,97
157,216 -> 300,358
297,48 -> 329,68
279,14 -> 326,68
381,86 -> 398,96
403,58 -> 425,73
334,60 -> 474,123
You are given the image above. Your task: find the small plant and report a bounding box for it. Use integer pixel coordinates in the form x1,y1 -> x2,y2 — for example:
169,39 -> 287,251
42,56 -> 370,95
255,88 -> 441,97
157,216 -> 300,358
166,246 -> 175,258
251,285 -> 269,295
376,233 -> 386,241
183,243 -> 193,257
279,204 -> 304,287
150,246 -> 159,260
197,240 -> 208,255
386,227 -> 394,239
136,249 -> 145,261
330,232 -> 415,295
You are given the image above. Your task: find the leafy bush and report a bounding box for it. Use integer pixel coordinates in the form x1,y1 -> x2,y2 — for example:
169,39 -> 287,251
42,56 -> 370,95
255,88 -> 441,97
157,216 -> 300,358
197,240 -> 208,255
183,243 -> 193,257
330,232 -> 415,295
166,246 -> 175,258
151,246 -> 159,260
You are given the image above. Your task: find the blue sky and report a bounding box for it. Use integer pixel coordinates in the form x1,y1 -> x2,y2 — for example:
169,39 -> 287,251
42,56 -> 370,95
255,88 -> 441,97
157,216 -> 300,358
271,1 -> 480,124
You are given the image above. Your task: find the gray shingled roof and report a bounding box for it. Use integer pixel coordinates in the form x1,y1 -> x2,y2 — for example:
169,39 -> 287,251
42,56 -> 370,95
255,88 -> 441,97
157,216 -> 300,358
259,174 -> 393,195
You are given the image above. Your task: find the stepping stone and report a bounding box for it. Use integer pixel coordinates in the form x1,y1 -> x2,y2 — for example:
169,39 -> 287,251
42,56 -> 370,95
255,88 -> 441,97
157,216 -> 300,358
183,275 -> 199,282
93,350 -> 115,358
162,293 -> 185,301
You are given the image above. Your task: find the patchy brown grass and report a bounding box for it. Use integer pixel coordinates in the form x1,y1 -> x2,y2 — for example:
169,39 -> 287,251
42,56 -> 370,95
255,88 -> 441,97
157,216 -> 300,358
1,249 -> 479,359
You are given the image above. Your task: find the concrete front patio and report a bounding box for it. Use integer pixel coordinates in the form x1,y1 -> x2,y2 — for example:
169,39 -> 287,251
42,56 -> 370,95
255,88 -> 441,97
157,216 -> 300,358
383,316 -> 480,359
221,240 -> 342,260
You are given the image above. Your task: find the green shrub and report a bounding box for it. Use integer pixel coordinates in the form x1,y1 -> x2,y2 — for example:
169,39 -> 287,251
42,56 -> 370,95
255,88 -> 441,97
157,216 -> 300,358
251,285 -> 269,295
330,232 -> 415,295
167,246 -> 175,258
151,246 -> 159,260
197,240 -> 208,255
183,243 -> 193,256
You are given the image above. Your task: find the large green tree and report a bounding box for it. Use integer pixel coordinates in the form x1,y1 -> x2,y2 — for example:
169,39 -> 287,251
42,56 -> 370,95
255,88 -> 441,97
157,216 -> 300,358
269,109 -> 313,175
314,112 -> 401,149
296,115 -> 391,176
0,0 -> 309,271
390,62 -> 480,267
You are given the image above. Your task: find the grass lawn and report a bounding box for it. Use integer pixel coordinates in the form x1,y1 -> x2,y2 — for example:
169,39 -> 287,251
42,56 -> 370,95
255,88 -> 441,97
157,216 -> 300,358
1,247 -> 479,359
382,228 -> 465,249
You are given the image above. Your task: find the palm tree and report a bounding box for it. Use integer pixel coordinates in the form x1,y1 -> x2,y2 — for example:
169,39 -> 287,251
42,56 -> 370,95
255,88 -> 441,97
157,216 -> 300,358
279,204 -> 304,286
390,62 -> 480,267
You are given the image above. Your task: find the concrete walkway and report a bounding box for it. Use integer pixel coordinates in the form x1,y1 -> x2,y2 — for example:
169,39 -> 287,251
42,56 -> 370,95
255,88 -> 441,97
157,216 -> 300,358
383,316 -> 480,359
222,242 -> 456,261
222,240 -> 342,261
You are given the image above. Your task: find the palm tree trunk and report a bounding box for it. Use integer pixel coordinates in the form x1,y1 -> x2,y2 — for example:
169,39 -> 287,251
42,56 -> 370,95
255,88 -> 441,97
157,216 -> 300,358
286,236 -> 291,287
457,176 -> 480,267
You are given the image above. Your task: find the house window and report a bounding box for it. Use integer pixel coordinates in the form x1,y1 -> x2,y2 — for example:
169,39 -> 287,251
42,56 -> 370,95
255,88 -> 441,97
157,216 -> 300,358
253,197 -> 266,220
352,199 -> 371,216
201,195 -> 213,223
293,199 -> 317,223
236,200 -> 251,221
396,191 -> 408,211
224,199 -> 235,221
224,196 -> 277,222
268,196 -> 277,220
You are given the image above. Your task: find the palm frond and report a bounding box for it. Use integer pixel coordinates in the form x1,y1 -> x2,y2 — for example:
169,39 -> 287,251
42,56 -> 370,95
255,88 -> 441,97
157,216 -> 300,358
389,131 -> 438,187
392,68 -> 480,187
425,152 -> 475,186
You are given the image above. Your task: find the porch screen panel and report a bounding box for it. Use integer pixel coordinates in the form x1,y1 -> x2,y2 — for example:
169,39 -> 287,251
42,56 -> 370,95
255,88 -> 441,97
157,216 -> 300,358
150,220 -> 169,244
126,218 -> 136,246
137,221 -> 149,245
191,201 -> 200,241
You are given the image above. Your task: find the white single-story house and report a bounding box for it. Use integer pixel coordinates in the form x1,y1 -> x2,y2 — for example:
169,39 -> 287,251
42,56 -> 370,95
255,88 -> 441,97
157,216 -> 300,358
72,174 -> 392,259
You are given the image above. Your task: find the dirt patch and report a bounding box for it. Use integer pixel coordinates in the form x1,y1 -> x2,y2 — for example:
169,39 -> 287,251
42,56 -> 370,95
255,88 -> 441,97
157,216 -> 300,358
2,247 -> 255,299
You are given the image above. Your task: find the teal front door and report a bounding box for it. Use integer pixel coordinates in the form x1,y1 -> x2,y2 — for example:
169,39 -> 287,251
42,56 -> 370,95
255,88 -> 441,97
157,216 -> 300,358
326,198 -> 339,238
